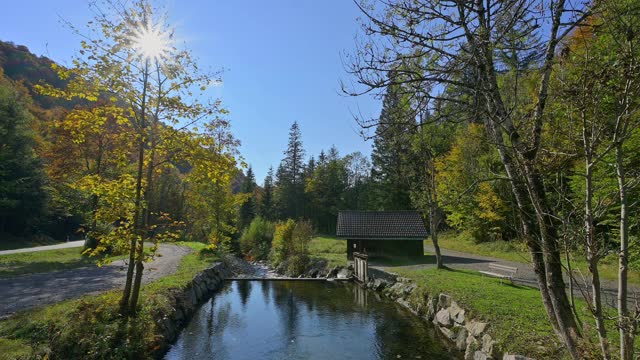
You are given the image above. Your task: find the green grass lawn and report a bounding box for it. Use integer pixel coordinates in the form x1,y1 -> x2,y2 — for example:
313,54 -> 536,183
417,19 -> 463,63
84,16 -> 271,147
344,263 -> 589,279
437,231 -> 640,286
389,266 -> 635,359
0,241 -> 218,360
308,236 -> 348,268
0,247 -> 96,278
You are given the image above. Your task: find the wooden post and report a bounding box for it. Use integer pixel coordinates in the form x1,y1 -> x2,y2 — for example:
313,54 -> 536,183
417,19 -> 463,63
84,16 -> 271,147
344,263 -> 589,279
353,252 -> 368,283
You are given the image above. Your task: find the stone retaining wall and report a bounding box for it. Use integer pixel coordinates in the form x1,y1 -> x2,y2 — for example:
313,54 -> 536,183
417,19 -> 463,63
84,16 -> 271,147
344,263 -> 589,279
364,269 -> 534,360
152,262 -> 231,358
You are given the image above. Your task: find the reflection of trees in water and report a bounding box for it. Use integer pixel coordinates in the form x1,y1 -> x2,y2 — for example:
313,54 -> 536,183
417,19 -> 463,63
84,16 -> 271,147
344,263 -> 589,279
372,302 -> 451,359
271,282 -> 300,342
174,282 -> 247,360
235,280 -> 252,308
171,281 -> 453,360
260,279 -> 271,305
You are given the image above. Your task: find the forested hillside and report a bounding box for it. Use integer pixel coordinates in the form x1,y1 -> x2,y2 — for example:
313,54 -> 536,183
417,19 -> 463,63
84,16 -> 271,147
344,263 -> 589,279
0,40 -> 244,250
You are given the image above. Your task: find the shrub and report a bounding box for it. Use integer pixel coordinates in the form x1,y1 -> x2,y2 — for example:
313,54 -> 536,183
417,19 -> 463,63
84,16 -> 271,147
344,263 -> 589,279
286,254 -> 310,276
239,217 -> 275,260
270,219 -> 315,269
292,219 -> 313,255
270,219 -> 296,267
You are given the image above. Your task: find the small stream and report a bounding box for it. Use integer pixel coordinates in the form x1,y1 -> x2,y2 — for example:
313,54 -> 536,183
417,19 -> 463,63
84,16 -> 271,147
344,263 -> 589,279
165,280 -> 459,359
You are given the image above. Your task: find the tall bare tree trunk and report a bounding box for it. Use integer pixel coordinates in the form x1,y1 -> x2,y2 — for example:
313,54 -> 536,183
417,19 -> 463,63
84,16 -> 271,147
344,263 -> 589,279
429,201 -> 442,269
119,58 -> 150,315
615,144 -> 633,360
524,166 -> 582,360
130,59 -> 162,314
425,156 -> 443,269
129,129 -> 155,313
585,158 -> 610,359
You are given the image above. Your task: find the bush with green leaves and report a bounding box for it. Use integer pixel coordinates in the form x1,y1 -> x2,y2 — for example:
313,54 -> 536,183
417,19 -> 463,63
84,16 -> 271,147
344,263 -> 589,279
239,217 -> 275,260
270,219 -> 314,272
270,219 -> 296,267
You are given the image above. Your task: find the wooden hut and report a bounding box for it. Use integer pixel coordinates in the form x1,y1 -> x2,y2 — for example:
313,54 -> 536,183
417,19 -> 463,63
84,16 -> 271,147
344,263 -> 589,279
336,211 -> 428,259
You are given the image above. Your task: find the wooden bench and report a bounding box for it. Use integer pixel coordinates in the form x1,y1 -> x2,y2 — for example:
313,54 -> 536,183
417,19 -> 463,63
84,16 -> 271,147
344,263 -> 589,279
479,263 -> 518,283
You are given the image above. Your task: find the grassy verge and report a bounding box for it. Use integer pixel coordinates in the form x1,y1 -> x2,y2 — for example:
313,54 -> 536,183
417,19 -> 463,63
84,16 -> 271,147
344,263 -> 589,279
390,266 -> 636,359
308,236 -> 348,268
0,234 -> 65,252
0,241 -> 217,360
437,231 -> 640,286
0,247 -> 96,278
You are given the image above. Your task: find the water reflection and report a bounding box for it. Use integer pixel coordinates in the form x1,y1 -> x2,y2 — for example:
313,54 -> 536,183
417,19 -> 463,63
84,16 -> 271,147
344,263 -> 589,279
165,281 -> 459,360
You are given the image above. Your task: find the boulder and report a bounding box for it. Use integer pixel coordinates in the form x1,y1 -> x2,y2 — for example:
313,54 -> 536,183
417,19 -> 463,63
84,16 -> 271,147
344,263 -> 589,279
455,327 -> 469,351
450,301 -> 466,324
503,355 -> 535,360
327,266 -> 342,278
337,268 -> 352,279
466,321 -> 489,337
435,308 -> 452,327
438,293 -> 452,308
473,351 -> 493,360
438,326 -> 456,340
482,334 -> 496,357
465,336 -> 480,360
425,296 -> 438,321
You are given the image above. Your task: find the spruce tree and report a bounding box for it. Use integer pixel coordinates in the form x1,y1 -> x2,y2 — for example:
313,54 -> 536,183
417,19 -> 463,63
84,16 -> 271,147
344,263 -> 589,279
238,166 -> 257,229
276,121 -> 306,219
370,83 -> 415,210
259,167 -> 275,220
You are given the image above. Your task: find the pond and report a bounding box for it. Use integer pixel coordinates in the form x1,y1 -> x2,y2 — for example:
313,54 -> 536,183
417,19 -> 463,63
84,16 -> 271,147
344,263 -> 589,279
165,280 -> 459,360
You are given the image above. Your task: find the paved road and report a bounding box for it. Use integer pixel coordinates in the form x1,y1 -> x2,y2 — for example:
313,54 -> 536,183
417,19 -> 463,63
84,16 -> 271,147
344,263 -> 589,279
371,245 -> 638,307
0,243 -> 192,318
0,240 -> 85,255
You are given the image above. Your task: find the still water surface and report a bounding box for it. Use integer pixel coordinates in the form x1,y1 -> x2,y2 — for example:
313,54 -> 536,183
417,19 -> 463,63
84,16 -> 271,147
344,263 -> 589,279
165,280 -> 458,360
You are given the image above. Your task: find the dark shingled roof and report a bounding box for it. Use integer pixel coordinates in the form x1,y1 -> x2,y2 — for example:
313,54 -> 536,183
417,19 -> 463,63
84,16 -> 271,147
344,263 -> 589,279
336,211 -> 428,239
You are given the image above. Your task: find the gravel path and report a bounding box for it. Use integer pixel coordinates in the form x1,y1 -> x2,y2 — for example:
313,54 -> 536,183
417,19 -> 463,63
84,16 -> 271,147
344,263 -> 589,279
0,240 -> 85,255
0,243 -> 192,318
371,245 -> 638,307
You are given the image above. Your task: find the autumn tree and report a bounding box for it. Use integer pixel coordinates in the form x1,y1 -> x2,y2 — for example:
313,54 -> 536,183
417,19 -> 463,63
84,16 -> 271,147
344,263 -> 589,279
551,3 -> 640,357
346,1 -> 592,356
40,0 -> 223,316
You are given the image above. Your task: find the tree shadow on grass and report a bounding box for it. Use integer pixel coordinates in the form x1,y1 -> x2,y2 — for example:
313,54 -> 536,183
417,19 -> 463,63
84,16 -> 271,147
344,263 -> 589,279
0,258 -> 95,278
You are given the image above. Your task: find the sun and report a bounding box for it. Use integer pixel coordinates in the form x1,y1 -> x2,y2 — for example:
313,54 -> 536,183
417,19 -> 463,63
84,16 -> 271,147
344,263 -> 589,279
130,21 -> 171,62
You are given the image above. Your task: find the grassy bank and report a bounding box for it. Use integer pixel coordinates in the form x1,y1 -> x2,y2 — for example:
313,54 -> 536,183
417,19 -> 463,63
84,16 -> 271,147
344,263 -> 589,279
0,241 -> 218,360
308,236 -> 347,268
0,247 -> 94,278
437,231 -> 640,286
390,266 -> 635,359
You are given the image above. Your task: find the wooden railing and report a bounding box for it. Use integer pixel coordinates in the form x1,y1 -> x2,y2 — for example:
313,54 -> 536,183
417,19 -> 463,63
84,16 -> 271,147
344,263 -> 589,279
353,252 -> 368,283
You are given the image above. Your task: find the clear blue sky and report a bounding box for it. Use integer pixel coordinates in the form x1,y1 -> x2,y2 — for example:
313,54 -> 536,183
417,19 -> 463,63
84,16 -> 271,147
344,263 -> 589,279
0,1 -> 380,183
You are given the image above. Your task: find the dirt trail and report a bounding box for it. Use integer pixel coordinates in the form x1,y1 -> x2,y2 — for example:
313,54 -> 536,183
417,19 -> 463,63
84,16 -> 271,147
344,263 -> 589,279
0,243 -> 192,318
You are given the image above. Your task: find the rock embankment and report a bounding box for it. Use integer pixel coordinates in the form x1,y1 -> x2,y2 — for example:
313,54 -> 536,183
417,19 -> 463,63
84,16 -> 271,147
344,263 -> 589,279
363,267 -> 534,360
273,258 -> 354,279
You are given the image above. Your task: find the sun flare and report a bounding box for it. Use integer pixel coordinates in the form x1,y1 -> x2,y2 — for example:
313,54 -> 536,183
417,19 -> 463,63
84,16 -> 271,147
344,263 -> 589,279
130,21 -> 171,62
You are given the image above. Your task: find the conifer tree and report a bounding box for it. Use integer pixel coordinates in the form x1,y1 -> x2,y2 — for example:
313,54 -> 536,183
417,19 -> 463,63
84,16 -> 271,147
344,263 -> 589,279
238,166 -> 257,229
370,83 -> 415,210
275,121 -> 306,219
259,167 -> 275,220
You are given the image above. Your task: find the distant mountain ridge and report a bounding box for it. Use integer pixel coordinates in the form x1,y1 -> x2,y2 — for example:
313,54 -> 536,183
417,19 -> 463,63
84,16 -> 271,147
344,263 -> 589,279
0,40 -> 70,109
